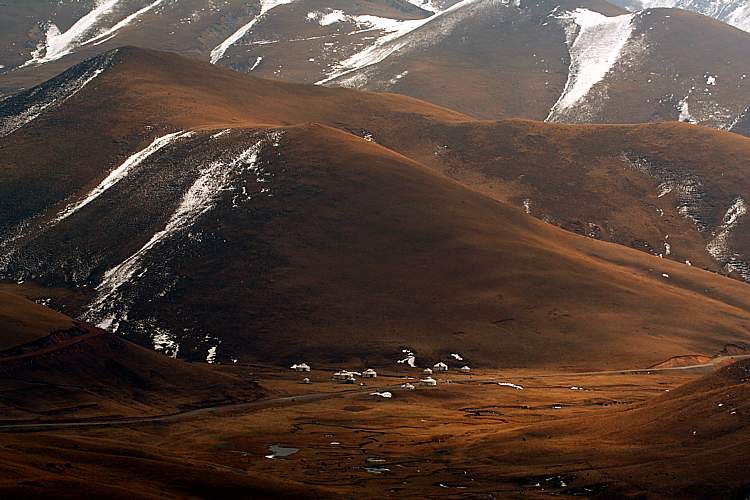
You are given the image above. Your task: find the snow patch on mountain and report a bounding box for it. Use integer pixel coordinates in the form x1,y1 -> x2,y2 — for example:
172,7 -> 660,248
307,10 -> 347,26
210,0 -> 299,64
706,197 -> 750,280
307,10 -> 423,33
678,97 -> 697,123
398,348 -> 417,367
621,153 -> 750,279
206,345 -> 218,364
317,0 -> 489,85
24,0 -> 122,65
725,2 -> 750,32
85,0 -> 167,47
408,0 -> 443,13
52,131 -> 193,225
622,152 -> 711,231
87,133 -> 277,331
149,322 -> 180,358
547,9 -> 636,121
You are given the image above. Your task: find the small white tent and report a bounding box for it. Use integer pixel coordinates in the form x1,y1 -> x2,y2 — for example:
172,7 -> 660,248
333,370 -> 357,383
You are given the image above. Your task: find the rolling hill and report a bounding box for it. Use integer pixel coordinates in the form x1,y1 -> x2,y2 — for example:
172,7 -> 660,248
2,47 -> 750,369
0,291 -> 262,423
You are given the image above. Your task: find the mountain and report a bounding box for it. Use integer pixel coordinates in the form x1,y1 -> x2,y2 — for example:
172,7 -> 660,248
319,2 -> 750,129
3,1 -> 750,133
7,47 -> 750,285
0,290 -> 262,422
2,47 -> 750,369
611,0 -> 750,33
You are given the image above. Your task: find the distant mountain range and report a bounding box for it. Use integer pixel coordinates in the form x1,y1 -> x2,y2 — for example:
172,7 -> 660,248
3,0 -> 750,134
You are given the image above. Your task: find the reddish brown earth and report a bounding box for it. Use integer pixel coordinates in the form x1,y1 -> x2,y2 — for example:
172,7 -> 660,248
0,350 -> 747,498
1,47 -> 750,498
390,119 -> 750,279
648,354 -> 720,368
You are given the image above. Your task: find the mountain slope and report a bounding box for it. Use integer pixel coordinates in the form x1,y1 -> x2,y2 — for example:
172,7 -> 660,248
2,48 -> 750,369
0,0 -> 432,95
385,119 -> 750,281
319,0 -> 624,120
50,48 -> 750,282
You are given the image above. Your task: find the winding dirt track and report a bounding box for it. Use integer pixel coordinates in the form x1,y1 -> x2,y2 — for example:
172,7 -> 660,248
0,390 -> 361,432
536,355 -> 750,376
